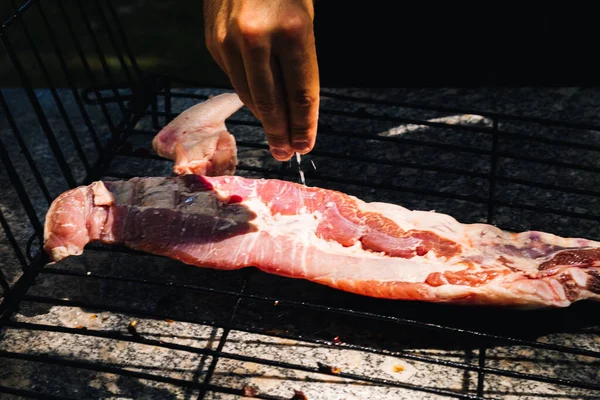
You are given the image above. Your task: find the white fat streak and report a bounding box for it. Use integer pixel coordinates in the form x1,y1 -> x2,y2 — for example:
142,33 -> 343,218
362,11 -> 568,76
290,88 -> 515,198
364,197 -> 600,276
238,197 -> 470,283
570,268 -> 589,286
242,198 -> 320,238
362,201 -> 467,242
237,231 -> 254,265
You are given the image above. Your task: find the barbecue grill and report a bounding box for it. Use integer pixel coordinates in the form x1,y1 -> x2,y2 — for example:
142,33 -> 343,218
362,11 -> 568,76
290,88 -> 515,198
2,1 -> 600,399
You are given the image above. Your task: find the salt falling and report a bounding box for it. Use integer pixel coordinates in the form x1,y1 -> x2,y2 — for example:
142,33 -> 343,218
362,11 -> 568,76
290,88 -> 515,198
296,152 -> 306,185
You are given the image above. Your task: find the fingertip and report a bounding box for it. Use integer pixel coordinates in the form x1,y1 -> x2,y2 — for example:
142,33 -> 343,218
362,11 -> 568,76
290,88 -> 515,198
290,123 -> 317,154
291,140 -> 313,154
270,146 -> 294,161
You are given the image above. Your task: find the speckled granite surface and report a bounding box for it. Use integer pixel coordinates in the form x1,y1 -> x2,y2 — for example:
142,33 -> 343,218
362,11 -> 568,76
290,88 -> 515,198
2,87 -> 600,399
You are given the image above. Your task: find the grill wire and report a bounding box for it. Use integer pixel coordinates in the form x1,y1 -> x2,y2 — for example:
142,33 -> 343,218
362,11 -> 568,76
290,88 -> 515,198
2,1 -> 600,399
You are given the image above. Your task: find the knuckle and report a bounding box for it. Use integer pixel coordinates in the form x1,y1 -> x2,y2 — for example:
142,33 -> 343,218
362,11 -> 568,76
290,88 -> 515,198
290,122 -> 315,140
278,14 -> 311,40
265,132 -> 289,148
292,90 -> 318,108
254,99 -> 278,115
236,19 -> 270,47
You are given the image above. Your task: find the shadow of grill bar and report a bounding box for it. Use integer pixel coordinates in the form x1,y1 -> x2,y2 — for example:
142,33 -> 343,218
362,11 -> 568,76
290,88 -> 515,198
0,324 -> 489,400
2,297 -> 599,395
34,268 -> 600,360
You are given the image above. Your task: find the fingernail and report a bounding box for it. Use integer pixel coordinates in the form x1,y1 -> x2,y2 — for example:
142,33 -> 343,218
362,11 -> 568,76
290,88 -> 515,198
271,148 -> 291,159
293,141 -> 311,152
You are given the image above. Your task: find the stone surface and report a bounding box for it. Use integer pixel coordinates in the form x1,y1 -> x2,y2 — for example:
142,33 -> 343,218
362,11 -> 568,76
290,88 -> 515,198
2,86 -> 600,399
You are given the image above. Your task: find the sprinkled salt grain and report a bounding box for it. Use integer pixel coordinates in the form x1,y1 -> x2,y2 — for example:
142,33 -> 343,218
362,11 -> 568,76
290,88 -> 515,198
295,152 -> 306,185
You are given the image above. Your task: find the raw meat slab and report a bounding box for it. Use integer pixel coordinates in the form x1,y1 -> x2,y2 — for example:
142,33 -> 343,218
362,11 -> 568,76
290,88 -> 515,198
43,174 -> 600,309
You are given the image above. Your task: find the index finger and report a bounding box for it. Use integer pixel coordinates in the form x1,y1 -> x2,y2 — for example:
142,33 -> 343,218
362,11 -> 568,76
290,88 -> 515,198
277,22 -> 320,154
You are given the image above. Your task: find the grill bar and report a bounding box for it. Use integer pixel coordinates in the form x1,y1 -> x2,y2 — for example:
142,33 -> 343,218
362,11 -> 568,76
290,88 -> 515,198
57,0 -> 117,136
318,90 -> 600,132
151,85 -> 160,130
0,135 -> 43,239
123,129 -> 488,178
123,128 -> 600,199
0,89 -> 52,204
139,75 -> 600,135
1,5 -> 600,395
105,0 -> 144,79
37,268 -> 600,359
0,32 -> 77,188
141,107 -> 600,178
74,0 -> 127,114
0,269 -> 9,295
37,1 -> 104,153
477,348 -> 487,397
0,208 -> 27,271
0,350 -> 405,400
9,0 -> 92,175
81,84 -> 133,105
487,118 -> 500,224
197,278 -> 247,399
0,349 -> 208,390
0,323 -> 492,400
93,0 -> 134,88
25,232 -> 39,262
158,90 -> 600,153
0,104 -> 141,320
3,305 -> 599,393
79,109 -> 144,186
163,84 -> 600,134
314,124 -> 600,175
0,0 -> 35,31
164,78 -> 172,124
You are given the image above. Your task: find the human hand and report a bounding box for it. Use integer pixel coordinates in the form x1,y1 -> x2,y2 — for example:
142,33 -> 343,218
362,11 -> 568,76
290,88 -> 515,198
203,0 -> 320,161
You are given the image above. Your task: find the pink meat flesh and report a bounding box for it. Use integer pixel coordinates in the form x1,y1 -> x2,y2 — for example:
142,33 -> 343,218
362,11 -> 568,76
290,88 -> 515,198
152,93 -> 244,176
43,174 -> 600,309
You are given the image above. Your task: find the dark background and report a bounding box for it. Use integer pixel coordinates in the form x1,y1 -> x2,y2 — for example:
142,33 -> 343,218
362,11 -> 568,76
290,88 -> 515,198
1,1 -> 599,88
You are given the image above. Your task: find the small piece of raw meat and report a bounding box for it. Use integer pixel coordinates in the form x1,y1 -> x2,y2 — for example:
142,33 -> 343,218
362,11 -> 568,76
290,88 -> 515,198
152,93 -> 244,176
43,175 -> 600,308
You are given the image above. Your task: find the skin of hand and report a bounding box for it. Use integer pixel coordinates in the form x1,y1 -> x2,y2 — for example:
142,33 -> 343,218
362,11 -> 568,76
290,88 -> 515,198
203,0 -> 320,162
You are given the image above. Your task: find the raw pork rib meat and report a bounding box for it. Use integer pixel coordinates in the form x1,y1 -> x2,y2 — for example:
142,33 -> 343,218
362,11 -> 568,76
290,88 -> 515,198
152,93 -> 244,176
44,174 -> 600,308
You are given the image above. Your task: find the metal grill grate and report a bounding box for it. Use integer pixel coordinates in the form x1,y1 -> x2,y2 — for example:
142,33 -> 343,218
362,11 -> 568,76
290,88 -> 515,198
2,1 -> 600,399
